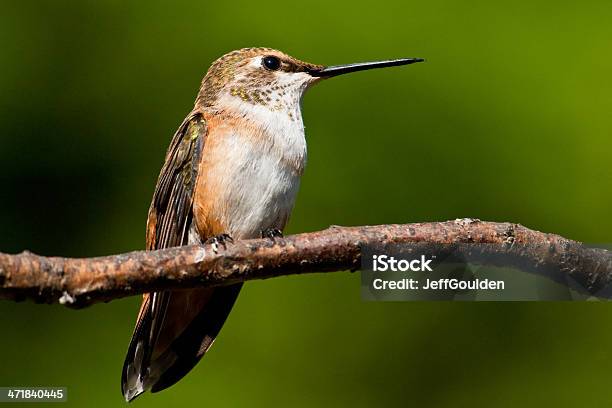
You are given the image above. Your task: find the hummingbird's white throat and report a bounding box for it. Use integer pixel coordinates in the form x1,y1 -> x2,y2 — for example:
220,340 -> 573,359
213,55 -> 315,174
222,56 -> 317,122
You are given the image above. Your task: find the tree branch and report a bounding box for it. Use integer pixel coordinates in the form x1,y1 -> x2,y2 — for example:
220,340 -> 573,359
0,220 -> 610,308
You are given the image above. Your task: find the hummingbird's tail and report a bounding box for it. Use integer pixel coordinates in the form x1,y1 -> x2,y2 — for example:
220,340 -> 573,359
121,284 -> 242,402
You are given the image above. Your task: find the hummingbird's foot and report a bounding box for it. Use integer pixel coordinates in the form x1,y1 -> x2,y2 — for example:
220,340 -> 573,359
261,228 -> 283,240
205,233 -> 234,252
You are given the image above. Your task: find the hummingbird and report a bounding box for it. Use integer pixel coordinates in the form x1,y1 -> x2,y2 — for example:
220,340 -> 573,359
121,47 -> 423,401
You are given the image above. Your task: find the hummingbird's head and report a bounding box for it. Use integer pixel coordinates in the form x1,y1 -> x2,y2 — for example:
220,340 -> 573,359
197,47 -> 323,114
197,47 -> 423,120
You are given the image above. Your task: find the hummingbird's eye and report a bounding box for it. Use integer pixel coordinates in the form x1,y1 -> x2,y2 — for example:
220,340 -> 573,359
262,56 -> 281,71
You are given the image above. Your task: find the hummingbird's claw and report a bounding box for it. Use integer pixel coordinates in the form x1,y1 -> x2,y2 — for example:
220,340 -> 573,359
205,233 -> 234,252
260,228 -> 283,240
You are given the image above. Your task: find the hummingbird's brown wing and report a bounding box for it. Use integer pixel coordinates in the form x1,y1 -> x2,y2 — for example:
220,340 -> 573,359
121,111 -> 241,401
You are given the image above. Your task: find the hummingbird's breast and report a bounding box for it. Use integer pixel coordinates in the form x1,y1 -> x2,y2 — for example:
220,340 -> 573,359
193,109 -> 307,240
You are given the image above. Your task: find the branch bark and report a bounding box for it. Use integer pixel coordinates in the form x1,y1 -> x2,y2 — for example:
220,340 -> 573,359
0,220 -> 610,308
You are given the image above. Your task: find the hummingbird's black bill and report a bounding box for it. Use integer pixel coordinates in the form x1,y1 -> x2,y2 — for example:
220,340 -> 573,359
308,58 -> 424,77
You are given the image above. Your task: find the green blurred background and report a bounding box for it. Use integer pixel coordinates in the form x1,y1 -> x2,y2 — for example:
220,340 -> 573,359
1,0 -> 611,406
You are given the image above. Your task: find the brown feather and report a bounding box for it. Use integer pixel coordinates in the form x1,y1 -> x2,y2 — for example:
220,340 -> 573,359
122,111 -> 242,401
